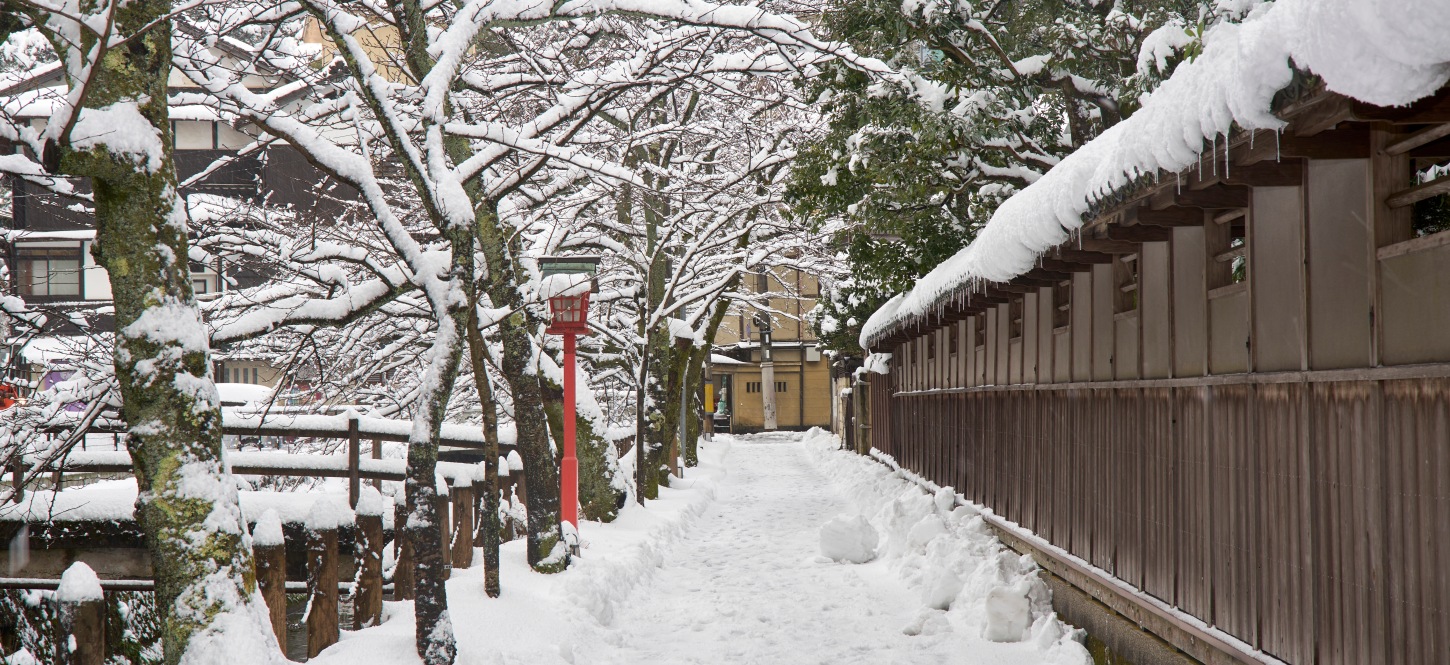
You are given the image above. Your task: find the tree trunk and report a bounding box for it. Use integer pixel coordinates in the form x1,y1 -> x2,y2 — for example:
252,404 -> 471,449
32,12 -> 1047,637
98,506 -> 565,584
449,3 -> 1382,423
465,310 -> 502,597
52,4 -> 276,662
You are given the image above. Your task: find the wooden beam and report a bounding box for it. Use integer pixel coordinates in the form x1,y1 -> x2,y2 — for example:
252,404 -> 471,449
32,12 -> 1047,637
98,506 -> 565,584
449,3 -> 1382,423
1383,122 -> 1450,156
1221,159 -> 1305,187
1097,225 -> 1172,243
1386,173 -> 1450,209
1013,277 -> 1058,288
1172,183 -> 1250,209
1353,92 -> 1450,124
1291,94 -> 1357,136
1127,206 -> 1202,228
1076,238 -> 1141,254
1023,267 -> 1073,282
1236,126 -> 1372,165
1039,258 -> 1095,273
1052,249 -> 1118,264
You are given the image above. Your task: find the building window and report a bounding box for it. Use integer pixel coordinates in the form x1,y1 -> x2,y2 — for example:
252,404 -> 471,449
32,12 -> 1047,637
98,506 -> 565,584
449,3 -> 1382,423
1209,209 -> 1248,289
16,247 -> 81,298
744,381 -> 785,393
948,323 -> 959,355
927,332 -> 936,360
756,273 -> 769,293
1009,298 -> 1024,339
974,313 -> 986,348
1053,280 -> 1071,329
1115,254 -> 1139,314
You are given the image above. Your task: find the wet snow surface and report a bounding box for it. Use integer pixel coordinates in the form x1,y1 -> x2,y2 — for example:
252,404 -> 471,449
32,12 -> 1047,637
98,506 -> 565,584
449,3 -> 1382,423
309,431 -> 1085,665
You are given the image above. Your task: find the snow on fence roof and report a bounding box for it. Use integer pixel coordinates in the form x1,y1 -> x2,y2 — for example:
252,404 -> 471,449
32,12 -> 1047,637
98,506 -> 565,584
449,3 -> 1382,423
861,0 -> 1450,348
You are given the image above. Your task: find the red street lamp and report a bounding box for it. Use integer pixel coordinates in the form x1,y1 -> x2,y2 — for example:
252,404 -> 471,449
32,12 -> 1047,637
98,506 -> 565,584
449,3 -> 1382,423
539,255 -> 600,545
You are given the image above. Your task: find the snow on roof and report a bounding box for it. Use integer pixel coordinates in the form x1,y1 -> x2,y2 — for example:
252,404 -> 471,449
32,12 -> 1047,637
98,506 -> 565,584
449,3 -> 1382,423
861,0 -> 1450,348
216,382 -> 275,405
709,353 -> 748,366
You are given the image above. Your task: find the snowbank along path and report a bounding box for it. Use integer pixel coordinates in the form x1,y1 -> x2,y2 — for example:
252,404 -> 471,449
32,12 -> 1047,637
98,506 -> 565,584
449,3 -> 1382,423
576,431 -> 1088,665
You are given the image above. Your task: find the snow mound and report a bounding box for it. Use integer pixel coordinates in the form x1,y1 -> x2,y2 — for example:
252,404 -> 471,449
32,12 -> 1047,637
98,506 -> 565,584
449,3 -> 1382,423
819,514 -> 878,563
354,485 -> 386,517
57,562 -> 102,603
306,496 -> 353,531
802,432 -> 1091,664
251,508 -> 285,547
922,566 -> 963,610
984,585 -> 1032,642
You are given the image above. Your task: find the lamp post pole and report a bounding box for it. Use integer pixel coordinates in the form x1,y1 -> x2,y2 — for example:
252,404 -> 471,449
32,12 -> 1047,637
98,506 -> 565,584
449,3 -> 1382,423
562,331 -> 578,534
539,255 -> 599,546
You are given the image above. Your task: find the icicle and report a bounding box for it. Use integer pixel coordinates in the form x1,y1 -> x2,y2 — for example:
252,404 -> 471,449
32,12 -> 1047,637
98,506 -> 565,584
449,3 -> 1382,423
1275,129 -> 1282,162
1224,138 -> 1230,179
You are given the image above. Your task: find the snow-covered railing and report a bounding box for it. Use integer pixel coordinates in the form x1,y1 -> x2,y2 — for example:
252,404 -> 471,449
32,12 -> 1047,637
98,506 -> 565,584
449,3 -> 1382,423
19,412 -> 513,509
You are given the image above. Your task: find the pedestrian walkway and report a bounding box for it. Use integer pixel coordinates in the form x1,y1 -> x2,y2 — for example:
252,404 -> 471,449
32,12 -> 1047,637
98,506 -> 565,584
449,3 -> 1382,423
580,432 -> 1042,665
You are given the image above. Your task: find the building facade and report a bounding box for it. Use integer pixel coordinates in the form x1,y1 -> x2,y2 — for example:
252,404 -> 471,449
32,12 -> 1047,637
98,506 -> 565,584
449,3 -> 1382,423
710,265 -> 832,432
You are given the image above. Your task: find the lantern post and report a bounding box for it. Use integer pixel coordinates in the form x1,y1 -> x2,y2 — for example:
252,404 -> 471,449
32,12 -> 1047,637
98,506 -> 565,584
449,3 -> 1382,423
539,256 -> 600,544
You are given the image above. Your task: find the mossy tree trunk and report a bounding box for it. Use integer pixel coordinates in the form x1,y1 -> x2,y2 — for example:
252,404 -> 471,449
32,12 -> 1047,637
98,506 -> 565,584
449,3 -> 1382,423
34,2 -> 277,661
466,306 -> 502,597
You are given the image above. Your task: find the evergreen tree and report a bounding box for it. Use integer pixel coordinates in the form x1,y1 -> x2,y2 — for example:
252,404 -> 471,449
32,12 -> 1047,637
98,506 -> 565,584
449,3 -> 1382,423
792,0 -> 1238,354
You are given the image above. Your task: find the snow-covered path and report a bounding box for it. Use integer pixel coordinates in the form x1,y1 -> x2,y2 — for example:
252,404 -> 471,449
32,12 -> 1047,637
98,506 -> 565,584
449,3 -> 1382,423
577,432 -> 1043,665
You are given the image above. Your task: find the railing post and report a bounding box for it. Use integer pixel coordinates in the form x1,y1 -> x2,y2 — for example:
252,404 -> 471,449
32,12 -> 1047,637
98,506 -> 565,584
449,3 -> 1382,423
11,457 -> 23,501
392,493 -> 414,600
347,415 -> 361,509
252,509 -> 288,651
353,487 -> 384,629
55,562 -> 104,665
450,476 -> 474,569
371,437 -> 382,492
507,450 -> 527,506
306,499 -> 344,658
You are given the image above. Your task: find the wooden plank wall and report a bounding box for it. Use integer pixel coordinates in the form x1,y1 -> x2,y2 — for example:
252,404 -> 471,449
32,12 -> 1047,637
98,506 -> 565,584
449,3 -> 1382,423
870,377 -> 1450,664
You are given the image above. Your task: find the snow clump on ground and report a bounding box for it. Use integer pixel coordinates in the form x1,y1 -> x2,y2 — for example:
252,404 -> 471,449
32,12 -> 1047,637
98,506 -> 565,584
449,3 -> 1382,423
801,428 -> 1090,662
818,513 -> 878,563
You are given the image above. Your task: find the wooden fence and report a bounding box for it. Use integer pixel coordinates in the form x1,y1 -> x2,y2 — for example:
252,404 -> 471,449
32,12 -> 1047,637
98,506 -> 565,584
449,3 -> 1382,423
871,369 -> 1450,665
1,415 -> 528,660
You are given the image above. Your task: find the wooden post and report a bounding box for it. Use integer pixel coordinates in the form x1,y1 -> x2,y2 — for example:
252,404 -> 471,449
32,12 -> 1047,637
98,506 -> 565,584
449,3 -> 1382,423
11,458 -> 23,501
352,487 -> 384,629
450,477 -> 474,569
306,501 -> 342,658
347,415 -> 361,509
510,452 -> 528,507
54,562 -> 104,665
371,438 -> 382,492
392,497 -> 414,600
435,492 -> 451,579
252,510 -> 288,650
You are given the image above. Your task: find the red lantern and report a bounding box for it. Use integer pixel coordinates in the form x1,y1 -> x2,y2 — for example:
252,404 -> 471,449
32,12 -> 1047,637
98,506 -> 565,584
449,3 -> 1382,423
546,291 -> 592,336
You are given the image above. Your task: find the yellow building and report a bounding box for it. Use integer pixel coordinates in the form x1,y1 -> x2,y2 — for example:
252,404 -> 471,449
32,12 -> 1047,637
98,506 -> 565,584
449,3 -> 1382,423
709,266 -> 833,432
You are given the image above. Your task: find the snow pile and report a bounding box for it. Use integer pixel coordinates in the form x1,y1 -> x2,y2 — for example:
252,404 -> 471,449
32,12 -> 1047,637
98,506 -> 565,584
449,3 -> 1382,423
801,429 -> 1090,661
861,0 -> 1450,347
306,497 -> 354,531
250,509 -> 285,548
818,514 -> 878,563
56,562 -> 102,603
354,486 -> 386,518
